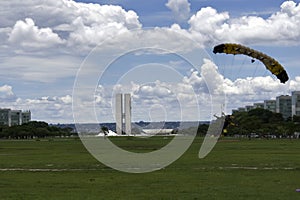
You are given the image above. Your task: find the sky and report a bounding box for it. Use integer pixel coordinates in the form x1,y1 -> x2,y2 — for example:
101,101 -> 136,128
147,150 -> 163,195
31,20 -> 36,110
1,0 -> 300,123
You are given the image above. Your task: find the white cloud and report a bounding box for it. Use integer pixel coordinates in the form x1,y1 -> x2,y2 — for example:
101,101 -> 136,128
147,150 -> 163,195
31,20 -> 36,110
0,84 -> 72,123
1,0 -> 141,54
289,76 -> 300,90
8,18 -> 65,49
166,0 -> 191,22
2,0 -> 300,54
0,85 -> 16,101
187,1 -> 300,45
14,95 -> 73,123
0,85 -> 14,95
188,7 -> 229,43
60,95 -> 72,104
2,0 -> 300,53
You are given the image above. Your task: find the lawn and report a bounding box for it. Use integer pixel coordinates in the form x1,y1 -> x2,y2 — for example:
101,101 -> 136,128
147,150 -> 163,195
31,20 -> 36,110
0,137 -> 300,199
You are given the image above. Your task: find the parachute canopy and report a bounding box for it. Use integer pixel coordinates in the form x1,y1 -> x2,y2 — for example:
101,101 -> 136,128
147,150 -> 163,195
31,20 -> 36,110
213,43 -> 289,83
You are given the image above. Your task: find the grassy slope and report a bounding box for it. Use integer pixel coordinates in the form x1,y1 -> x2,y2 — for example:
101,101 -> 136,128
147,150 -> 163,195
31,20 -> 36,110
0,137 -> 300,200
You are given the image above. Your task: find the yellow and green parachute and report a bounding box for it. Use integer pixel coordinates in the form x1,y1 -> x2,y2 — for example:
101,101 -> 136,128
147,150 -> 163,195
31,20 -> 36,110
213,43 -> 289,83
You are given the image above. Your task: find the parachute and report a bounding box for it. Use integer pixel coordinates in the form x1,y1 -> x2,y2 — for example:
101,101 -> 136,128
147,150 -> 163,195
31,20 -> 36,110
213,43 -> 289,83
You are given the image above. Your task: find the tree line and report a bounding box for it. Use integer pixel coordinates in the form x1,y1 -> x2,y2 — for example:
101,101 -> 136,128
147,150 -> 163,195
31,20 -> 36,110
183,108 -> 300,138
0,121 -> 75,139
223,108 -> 300,137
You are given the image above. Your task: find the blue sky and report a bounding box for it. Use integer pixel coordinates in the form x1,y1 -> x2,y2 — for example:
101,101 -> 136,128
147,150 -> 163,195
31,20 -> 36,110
1,0 -> 300,123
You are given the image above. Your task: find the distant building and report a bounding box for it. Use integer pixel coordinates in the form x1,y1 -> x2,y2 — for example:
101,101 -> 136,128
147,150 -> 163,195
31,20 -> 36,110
115,93 -> 123,134
10,110 -> 22,126
124,94 -> 131,135
245,105 -> 254,111
254,103 -> 264,109
0,109 -> 11,126
22,110 -> 31,124
292,91 -> 300,117
232,109 -> 238,114
0,108 -> 31,126
238,107 -> 246,112
115,93 -> 131,135
276,95 -> 292,119
142,129 -> 174,135
264,100 -> 276,113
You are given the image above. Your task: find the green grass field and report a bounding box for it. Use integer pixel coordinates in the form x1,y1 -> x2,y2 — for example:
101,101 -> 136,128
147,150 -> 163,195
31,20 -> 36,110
1,137 -> 300,200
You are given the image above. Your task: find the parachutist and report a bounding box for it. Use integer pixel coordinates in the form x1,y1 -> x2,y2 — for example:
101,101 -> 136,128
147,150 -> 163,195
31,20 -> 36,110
213,113 -> 235,133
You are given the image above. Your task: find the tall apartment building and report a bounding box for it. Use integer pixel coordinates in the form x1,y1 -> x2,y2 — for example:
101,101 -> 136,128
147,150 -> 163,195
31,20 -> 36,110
292,91 -> 300,117
254,103 -> 264,109
264,100 -> 276,113
276,95 -> 292,119
22,111 -> 31,124
0,108 -> 31,126
245,105 -> 254,111
0,109 -> 11,126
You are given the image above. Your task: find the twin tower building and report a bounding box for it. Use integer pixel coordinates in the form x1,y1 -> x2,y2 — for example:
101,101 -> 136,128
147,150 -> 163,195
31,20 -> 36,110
115,93 -> 131,135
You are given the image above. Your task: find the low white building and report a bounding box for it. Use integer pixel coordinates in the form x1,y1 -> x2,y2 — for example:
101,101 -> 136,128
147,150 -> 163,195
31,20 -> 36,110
142,129 -> 174,135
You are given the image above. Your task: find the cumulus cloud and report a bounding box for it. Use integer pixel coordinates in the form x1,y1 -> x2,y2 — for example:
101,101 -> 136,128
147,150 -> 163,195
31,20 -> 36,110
1,0 -> 141,54
0,85 -> 16,101
0,84 -> 73,123
60,95 -> 72,104
4,95 -> 73,123
8,18 -> 65,49
187,1 -> 300,45
2,0 -> 300,54
166,0 -> 191,22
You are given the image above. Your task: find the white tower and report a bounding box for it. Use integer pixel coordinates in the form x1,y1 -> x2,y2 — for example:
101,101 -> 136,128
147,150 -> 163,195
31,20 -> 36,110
115,93 -> 123,135
124,94 -> 132,135
115,93 -> 131,135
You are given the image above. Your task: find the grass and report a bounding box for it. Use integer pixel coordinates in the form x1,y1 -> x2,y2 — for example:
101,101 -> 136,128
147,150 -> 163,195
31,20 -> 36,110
0,137 -> 300,199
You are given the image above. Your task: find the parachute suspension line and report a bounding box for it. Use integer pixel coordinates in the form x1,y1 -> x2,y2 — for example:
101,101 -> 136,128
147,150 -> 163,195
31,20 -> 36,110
215,53 -> 227,76
252,60 -> 260,79
221,103 -> 225,115
262,68 -> 276,81
223,55 -> 235,79
236,56 -> 247,81
262,67 -> 268,77
212,53 -> 222,75
228,54 -> 236,80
